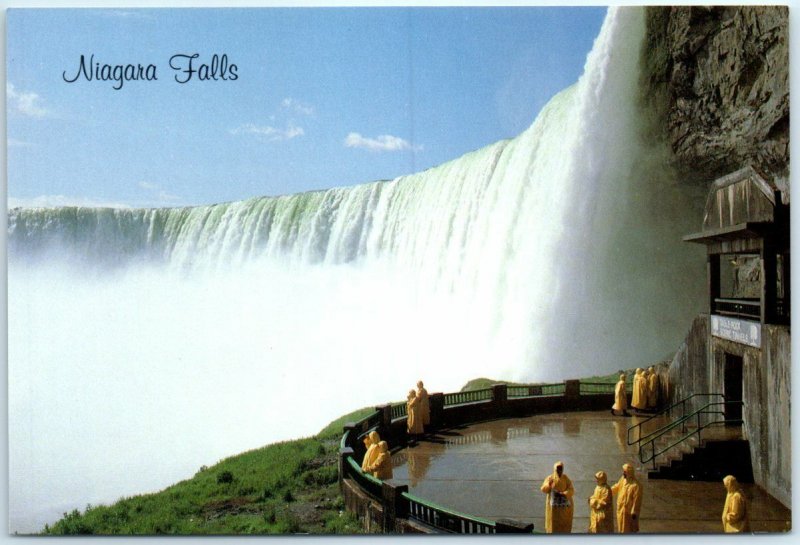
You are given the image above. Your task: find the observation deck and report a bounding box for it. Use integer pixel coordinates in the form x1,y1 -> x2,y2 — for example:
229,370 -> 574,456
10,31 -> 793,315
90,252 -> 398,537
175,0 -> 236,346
390,411 -> 790,533
339,381 -> 790,533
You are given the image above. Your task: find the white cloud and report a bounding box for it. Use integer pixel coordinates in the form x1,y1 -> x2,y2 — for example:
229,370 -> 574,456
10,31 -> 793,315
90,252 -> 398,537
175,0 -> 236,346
344,132 -> 421,152
8,139 -> 34,148
7,83 -> 48,118
8,195 -> 132,209
138,181 -> 180,204
229,122 -> 305,142
281,98 -> 314,116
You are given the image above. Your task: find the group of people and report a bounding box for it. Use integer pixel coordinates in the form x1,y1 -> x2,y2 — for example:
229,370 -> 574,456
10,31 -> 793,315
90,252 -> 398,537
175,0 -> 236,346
359,381 -> 431,480
540,461 -> 643,534
612,367 -> 661,416
360,430 -> 393,480
540,461 -> 750,534
359,376 -> 752,534
406,381 -> 429,435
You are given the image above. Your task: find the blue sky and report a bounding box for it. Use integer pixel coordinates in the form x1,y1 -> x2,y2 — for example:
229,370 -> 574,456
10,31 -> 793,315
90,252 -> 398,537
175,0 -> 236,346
7,7 -> 606,208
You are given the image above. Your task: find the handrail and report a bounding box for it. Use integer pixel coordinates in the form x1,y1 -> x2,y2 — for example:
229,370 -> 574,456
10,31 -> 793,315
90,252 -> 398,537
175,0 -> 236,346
391,402 -> 407,420
639,401 -> 744,469
403,491 -> 496,534
443,388 -> 493,407
508,383 -> 565,398
627,393 -> 725,446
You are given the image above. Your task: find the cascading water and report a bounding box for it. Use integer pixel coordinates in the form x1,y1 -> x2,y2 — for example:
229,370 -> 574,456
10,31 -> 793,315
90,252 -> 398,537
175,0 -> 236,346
8,7 -> 705,533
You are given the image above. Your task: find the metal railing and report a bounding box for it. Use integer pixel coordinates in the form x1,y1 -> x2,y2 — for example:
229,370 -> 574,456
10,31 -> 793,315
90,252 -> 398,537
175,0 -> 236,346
443,388 -> 493,407
508,383 -> 565,397
391,402 -> 407,420
627,393 -> 725,446
404,492 -> 496,534
637,400 -> 744,469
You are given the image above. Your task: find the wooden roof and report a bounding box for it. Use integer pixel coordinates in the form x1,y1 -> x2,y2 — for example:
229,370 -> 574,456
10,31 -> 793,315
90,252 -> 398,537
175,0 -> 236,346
701,165 -> 777,232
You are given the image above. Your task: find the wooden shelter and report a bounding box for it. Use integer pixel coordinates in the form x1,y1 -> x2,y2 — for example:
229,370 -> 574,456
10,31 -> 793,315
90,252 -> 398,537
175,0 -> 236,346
684,165 -> 790,328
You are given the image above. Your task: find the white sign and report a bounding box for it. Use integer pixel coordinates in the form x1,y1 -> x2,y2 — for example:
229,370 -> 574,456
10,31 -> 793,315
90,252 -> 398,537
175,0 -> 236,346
711,315 -> 761,348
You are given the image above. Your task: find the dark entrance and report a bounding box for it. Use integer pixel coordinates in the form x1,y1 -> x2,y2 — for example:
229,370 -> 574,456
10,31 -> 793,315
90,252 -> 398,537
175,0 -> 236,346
724,354 -> 744,422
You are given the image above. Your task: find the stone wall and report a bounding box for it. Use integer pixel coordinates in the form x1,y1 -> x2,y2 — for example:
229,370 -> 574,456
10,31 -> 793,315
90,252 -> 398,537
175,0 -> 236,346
642,6 -> 789,190
667,314 -> 791,507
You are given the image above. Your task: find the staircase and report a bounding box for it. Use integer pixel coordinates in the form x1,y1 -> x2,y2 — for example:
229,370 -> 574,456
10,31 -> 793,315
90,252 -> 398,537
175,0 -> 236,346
647,430 -> 753,482
628,394 -> 752,482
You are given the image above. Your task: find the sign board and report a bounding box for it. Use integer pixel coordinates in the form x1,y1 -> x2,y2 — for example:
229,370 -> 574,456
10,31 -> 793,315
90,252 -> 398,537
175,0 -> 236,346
710,315 -> 762,348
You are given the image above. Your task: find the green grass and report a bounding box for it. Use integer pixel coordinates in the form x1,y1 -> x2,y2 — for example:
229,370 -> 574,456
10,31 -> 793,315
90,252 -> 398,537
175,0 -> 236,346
42,408 -> 375,536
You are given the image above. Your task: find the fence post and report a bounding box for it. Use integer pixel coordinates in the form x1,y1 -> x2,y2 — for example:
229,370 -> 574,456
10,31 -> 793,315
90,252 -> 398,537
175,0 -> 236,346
377,404 -> 392,430
492,384 -> 508,417
429,393 -> 444,428
381,482 -> 409,533
565,380 -> 580,409
339,446 -> 354,487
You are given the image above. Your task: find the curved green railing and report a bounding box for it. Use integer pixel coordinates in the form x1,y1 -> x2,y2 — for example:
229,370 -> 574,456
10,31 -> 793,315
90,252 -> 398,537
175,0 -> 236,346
443,388 -> 493,406
508,382 -> 566,397
391,402 -> 407,420
403,491 -> 496,534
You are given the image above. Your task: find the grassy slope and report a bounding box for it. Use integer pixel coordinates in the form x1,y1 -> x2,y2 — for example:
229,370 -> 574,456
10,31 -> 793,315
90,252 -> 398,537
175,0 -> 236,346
43,408 -> 378,535
44,366 -> 666,535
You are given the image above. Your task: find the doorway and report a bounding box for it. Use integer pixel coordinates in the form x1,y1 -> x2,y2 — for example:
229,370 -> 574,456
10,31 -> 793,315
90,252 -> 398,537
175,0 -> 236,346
723,353 -> 744,422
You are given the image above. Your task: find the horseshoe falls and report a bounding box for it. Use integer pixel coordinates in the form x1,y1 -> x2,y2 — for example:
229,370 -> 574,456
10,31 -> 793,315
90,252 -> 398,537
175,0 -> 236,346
8,7 -> 704,533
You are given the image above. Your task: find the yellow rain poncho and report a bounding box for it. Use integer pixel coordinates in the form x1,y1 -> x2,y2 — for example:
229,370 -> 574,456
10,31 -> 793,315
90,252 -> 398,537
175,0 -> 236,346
540,461 -> 574,533
406,390 -> 424,435
361,430 -> 381,472
612,374 -> 628,413
416,381 -> 430,426
722,475 -> 750,533
368,441 -> 393,480
647,366 -> 659,409
611,463 -> 643,533
631,369 -> 647,410
588,471 -> 614,533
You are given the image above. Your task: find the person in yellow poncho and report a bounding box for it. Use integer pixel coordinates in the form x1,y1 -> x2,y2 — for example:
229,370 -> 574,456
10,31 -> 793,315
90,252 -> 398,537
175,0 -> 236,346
360,430 -> 381,472
722,475 -> 750,532
631,368 -> 647,411
416,380 -> 430,427
406,389 -> 423,435
611,374 -> 629,416
367,441 -> 393,480
647,366 -> 659,410
588,470 -> 614,533
611,463 -> 643,533
539,461 -> 574,533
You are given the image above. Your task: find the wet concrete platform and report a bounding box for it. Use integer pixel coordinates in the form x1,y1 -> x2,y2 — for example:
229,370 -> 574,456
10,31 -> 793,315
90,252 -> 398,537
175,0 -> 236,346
389,411 -> 791,533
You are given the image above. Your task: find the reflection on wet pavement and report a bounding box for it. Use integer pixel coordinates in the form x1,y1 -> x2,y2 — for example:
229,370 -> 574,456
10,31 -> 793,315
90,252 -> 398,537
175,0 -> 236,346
390,411 -> 791,533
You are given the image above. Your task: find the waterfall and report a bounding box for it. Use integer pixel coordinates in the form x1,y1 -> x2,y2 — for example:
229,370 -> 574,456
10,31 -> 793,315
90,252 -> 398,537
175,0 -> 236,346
8,7 -> 705,533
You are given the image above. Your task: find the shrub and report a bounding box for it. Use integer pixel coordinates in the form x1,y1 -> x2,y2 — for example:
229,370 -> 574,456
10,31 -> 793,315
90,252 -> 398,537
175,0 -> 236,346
216,471 -> 234,484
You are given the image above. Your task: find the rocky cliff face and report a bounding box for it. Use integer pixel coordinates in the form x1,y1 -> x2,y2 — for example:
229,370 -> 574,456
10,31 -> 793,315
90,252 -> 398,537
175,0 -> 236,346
642,6 -> 789,191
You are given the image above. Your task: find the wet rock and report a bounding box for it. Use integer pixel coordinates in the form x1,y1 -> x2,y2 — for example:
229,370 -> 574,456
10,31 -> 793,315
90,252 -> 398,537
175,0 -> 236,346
642,6 -> 788,188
